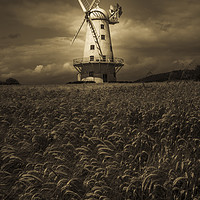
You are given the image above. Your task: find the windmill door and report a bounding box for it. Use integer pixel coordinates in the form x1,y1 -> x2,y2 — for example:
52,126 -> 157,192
103,74 -> 107,82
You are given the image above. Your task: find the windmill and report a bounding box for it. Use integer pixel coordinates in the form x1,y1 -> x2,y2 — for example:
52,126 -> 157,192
72,0 -> 124,83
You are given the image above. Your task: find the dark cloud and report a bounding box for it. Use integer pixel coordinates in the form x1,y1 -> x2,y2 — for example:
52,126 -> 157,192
8,33 -> 21,39
155,23 -> 172,32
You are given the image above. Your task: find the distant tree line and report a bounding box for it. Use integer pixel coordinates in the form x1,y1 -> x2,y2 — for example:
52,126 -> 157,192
0,78 -> 20,85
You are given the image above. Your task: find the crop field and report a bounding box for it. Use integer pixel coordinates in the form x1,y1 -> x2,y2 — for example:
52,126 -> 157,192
0,82 -> 200,200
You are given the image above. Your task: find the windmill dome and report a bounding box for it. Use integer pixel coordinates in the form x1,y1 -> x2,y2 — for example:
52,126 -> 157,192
90,6 -> 109,20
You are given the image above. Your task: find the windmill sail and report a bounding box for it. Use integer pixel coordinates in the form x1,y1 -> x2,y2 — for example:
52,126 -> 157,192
71,18 -> 86,45
87,17 -> 103,57
89,0 -> 99,10
78,0 -> 90,12
73,0 -> 103,57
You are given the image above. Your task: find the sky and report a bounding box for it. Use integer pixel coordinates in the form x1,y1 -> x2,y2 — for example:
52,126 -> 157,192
0,0 -> 200,84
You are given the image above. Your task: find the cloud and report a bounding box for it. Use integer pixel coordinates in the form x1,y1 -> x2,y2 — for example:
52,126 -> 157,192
172,59 -> 197,69
155,23 -> 172,32
34,65 -> 43,73
1,61 -> 77,84
0,36 -> 80,83
6,1 -> 83,35
33,63 -> 74,75
8,33 -> 21,39
30,62 -> 76,84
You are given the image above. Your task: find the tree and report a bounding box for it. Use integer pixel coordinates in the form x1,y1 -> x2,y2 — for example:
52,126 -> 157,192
195,65 -> 200,81
5,78 -> 20,85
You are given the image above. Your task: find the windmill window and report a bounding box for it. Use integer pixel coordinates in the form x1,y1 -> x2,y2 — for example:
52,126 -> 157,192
102,55 -> 106,61
101,24 -> 104,29
89,71 -> 94,77
101,35 -> 105,40
90,56 -> 94,61
90,45 -> 95,50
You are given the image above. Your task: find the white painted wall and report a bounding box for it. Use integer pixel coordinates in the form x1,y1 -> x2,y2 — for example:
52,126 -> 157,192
82,77 -> 103,83
83,7 -> 114,61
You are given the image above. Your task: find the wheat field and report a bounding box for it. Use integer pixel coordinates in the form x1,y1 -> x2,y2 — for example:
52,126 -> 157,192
0,82 -> 200,199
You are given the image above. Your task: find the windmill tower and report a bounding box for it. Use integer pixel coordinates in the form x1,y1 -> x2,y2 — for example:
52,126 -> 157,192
72,0 -> 124,83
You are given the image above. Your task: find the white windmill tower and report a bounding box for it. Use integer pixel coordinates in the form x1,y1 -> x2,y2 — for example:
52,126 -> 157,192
72,0 -> 124,83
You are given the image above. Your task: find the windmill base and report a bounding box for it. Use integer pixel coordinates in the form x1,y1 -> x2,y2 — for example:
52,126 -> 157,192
73,60 -> 124,83
82,77 -> 104,83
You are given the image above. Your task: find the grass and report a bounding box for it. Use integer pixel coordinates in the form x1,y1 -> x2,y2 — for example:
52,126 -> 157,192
0,82 -> 200,199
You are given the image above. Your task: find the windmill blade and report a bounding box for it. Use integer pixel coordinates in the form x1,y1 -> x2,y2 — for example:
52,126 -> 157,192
77,0 -> 90,13
88,0 -> 99,11
87,17 -> 103,57
71,18 -> 86,45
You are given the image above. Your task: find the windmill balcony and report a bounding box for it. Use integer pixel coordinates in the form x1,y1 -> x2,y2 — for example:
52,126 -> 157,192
73,57 -> 124,66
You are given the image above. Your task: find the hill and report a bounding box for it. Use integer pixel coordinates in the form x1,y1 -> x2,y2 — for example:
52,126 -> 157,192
135,65 -> 200,83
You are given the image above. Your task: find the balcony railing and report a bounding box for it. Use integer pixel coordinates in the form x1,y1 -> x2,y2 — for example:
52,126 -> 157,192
73,57 -> 124,66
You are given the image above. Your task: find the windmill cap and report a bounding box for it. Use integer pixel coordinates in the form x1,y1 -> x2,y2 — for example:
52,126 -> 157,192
90,6 -> 109,20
